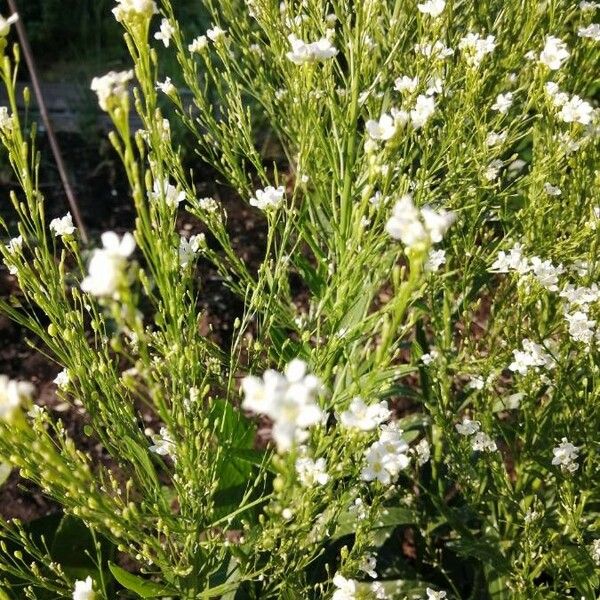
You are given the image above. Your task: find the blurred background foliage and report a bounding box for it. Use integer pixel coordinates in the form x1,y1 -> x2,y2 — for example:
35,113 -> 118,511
4,0 -> 210,77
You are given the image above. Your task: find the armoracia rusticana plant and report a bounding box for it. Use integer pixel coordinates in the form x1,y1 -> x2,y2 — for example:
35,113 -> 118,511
0,0 -> 599,598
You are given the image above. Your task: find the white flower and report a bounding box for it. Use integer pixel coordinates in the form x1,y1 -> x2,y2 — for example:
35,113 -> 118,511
249,185 -> 285,210
485,130 -> 507,147
421,205 -> 456,242
286,34 -> 337,64
0,106 -> 12,131
414,438 -> 431,465
207,26 -> 226,42
578,23 -> 600,40
509,339 -> 554,375
156,77 -> 176,95
49,213 -> 76,237
471,431 -> 497,452
361,425 -> 410,484
558,95 -> 594,125
421,348 -> 439,365
360,553 -> 378,578
340,397 -> 391,431
332,573 -> 357,600
309,37 -> 339,60
0,375 -> 34,421
590,539 -> 600,565
72,577 -> 95,600
466,375 -> 485,390
0,12 -> 18,37
529,256 -> 564,291
385,194 -> 454,250
53,369 -> 70,390
559,284 -> 600,307
490,243 -> 529,273
112,0 -> 157,22
149,427 -> 176,459
149,178 -> 186,208
394,75 -> 419,93
197,197 -> 219,212
91,70 -> 134,111
417,0 -> 446,17
415,41 -> 454,59
189,35 -> 208,53
544,82 -> 569,107
366,113 -> 397,141
565,310 -> 596,344
544,182 -> 562,196
179,235 -> 203,267
580,0 -> 600,10
361,443 -> 396,485
539,36 -> 570,70
241,359 -> 324,452
295,456 -> 329,486
410,94 -> 436,129
425,76 -> 443,96
491,92 -> 513,114
455,417 -> 480,436
425,249 -> 446,272
81,232 -> 136,298
6,235 -> 23,255
371,581 -> 387,599
552,438 -> 579,473
484,159 -> 503,181
426,588 -> 447,600
458,32 -> 496,66
154,18 -> 174,47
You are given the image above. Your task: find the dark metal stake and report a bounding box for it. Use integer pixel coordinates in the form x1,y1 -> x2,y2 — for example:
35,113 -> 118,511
7,0 -> 89,244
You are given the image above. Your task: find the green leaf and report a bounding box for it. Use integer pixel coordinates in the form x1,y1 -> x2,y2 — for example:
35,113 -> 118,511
333,506 -> 417,540
227,447 -> 274,473
108,563 -> 177,598
564,545 -> 599,599
51,515 -> 96,568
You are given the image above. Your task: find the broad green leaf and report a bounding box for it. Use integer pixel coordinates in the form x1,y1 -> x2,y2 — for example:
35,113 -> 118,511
333,506 -> 417,540
51,515 -> 96,568
564,545 -> 599,599
109,562 -> 177,598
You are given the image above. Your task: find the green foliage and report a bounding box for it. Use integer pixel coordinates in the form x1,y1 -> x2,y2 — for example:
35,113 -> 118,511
0,0 -> 598,599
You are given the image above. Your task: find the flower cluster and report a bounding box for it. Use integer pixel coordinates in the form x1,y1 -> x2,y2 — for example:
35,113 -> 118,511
551,438 -> 579,473
81,232 -> 136,298
49,212 -> 76,238
361,422 -> 411,485
90,70 -> 134,112
539,36 -> 570,70
112,0 -> 157,22
509,339 -> 555,375
545,82 -> 595,125
458,32 -> 496,67
295,450 -> 329,487
72,576 -> 95,600
241,360 -> 324,452
249,185 -> 285,210
286,35 -> 338,64
455,418 -> 497,452
385,194 -> 455,251
149,178 -> 186,208
0,375 -> 34,421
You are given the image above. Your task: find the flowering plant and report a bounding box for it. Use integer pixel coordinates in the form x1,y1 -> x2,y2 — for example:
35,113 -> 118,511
0,0 -> 599,598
